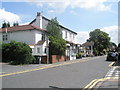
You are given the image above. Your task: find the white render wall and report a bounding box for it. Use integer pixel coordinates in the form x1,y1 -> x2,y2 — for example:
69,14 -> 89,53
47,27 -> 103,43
34,30 -> 42,44
32,41 -> 47,56
2,30 -> 35,45
31,15 -> 42,28
61,28 -> 76,44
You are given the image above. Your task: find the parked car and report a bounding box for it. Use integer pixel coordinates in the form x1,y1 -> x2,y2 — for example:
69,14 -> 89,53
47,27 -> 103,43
106,51 -> 117,61
118,51 -> 120,60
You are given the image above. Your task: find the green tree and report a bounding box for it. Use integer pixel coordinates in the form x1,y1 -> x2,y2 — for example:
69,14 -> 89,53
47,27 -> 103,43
46,17 -> 66,55
13,21 -> 19,26
7,22 -> 10,27
89,29 -> 110,54
2,41 -> 34,65
2,21 -> 7,28
47,17 -> 62,38
2,21 -> 10,28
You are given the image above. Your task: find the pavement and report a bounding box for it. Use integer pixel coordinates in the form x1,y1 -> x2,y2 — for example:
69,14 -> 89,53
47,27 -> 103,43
92,60 -> 120,89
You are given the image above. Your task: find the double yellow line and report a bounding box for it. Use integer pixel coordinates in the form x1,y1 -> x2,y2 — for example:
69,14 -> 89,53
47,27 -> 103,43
83,76 -> 119,89
0,58 -> 95,77
83,62 -> 120,89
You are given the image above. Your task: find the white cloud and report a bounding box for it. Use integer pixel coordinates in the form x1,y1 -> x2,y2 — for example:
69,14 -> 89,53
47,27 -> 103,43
71,0 -> 111,11
27,0 -> 112,13
76,31 -> 89,44
76,25 -> 118,45
0,8 -> 20,26
101,25 -> 118,45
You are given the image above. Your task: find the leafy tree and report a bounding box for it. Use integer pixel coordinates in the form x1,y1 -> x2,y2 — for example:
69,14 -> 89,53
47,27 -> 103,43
13,22 -> 19,26
2,41 -> 34,65
7,22 -> 10,27
2,21 -> 7,28
46,17 -> 66,55
2,21 -> 10,28
49,36 -> 66,55
89,29 -> 110,54
47,17 -> 62,38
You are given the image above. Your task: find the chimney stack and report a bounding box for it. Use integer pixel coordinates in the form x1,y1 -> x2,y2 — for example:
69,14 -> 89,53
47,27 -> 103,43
37,12 -> 40,16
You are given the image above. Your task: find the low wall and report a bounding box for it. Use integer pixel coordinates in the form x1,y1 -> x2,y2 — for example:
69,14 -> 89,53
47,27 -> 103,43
51,55 -> 66,63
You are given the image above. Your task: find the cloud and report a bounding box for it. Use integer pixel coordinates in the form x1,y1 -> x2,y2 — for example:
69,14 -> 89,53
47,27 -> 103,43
76,25 -> 118,45
76,31 -> 89,44
101,25 -> 118,45
26,0 -> 112,13
71,0 -> 111,11
0,8 -> 20,26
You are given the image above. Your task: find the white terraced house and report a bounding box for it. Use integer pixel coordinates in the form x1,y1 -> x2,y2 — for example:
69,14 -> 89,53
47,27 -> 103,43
1,12 -> 77,63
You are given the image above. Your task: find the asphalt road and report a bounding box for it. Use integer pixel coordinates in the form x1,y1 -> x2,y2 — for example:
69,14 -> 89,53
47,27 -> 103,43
2,56 -> 112,88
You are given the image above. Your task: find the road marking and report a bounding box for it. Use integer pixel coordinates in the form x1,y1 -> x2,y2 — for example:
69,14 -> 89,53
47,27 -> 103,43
84,64 -> 120,89
1,57 -> 99,77
84,76 -> 119,89
83,79 -> 97,89
109,62 -> 115,67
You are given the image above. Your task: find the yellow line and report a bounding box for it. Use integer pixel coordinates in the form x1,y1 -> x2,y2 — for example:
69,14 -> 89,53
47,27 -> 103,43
109,62 -> 115,67
1,58 -> 95,77
83,79 -> 97,89
88,76 -> 119,88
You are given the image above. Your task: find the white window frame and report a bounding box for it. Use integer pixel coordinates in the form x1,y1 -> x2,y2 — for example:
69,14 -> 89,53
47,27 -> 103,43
3,34 -> 8,41
37,48 -> 40,53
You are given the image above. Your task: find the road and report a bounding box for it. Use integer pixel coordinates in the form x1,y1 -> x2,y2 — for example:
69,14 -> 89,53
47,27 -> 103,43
2,56 -> 112,89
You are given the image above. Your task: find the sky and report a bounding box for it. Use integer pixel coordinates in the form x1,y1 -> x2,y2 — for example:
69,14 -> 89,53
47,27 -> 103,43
0,0 -> 119,45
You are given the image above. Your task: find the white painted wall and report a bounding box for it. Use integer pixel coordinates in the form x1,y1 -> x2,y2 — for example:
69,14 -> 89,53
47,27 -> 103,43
31,15 -> 42,29
61,28 -> 76,44
32,41 -> 47,56
35,30 -> 42,44
2,30 -> 35,45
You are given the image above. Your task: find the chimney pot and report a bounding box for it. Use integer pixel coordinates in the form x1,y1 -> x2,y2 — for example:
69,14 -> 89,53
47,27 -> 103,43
37,12 -> 40,16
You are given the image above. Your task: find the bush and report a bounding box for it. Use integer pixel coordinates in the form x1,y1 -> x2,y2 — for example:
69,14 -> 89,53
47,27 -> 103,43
76,52 -> 82,59
2,41 -> 34,65
49,36 -> 66,55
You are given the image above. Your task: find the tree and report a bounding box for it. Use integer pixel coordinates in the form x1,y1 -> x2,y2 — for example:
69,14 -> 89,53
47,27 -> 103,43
2,21 -> 7,28
13,21 -> 19,26
2,21 -> 10,28
46,17 -> 66,55
7,22 -> 10,27
47,17 -> 62,38
89,29 -> 110,54
2,41 -> 34,65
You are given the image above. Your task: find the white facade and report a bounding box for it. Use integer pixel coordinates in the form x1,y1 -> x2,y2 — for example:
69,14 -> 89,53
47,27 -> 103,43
30,12 -> 77,60
2,12 -> 77,61
3,30 -> 35,44
2,29 -> 48,57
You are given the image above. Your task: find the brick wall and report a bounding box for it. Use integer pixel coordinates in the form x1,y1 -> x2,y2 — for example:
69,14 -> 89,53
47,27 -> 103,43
51,55 -> 66,63
41,56 -> 49,64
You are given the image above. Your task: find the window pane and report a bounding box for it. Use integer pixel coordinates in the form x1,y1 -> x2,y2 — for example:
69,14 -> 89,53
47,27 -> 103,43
37,48 -> 40,53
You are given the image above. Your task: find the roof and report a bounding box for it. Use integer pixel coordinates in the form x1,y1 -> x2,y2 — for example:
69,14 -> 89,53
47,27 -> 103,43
66,40 -> 75,45
0,24 -> 46,33
36,40 -> 45,45
30,16 -> 77,35
82,41 -> 94,47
